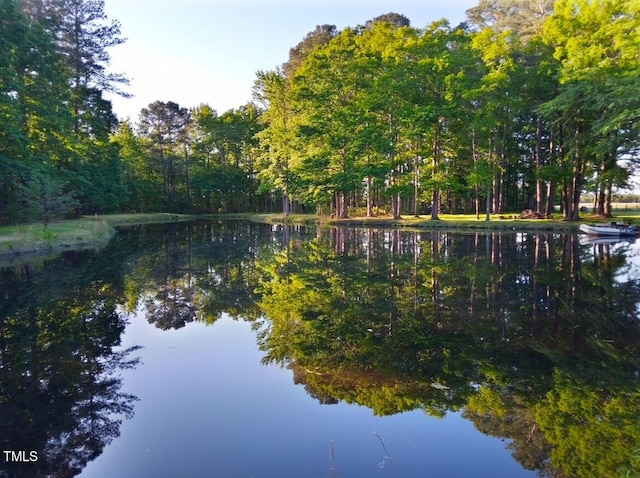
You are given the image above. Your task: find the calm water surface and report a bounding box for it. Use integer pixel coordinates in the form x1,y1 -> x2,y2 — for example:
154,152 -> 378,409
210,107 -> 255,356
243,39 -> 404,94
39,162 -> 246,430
82,316 -> 529,478
1,221 -> 640,478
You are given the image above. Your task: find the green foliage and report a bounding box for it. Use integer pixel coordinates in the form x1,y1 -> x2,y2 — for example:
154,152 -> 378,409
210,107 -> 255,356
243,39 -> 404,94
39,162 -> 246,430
1,2 -> 638,223
466,0 -> 556,41
19,170 -> 78,228
0,0 -> 128,225
540,0 -> 640,218
190,103 -> 263,213
250,2 -> 639,219
282,24 -> 338,78
535,371 -> 640,478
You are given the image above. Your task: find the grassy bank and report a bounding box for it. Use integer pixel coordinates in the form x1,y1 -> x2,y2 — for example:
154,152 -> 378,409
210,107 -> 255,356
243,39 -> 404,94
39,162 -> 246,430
243,212 -> 640,232
2,210 -> 638,262
96,212 -> 198,226
0,219 -> 115,259
0,213 -> 197,260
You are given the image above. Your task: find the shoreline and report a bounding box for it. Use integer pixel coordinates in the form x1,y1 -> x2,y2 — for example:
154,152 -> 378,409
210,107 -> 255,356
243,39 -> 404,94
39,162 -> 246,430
0,213 -> 197,263
239,213 -> 581,233
0,212 -> 630,264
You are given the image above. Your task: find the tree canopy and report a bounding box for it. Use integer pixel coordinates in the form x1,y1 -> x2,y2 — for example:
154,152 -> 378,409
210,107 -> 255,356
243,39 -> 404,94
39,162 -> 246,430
0,0 -> 638,224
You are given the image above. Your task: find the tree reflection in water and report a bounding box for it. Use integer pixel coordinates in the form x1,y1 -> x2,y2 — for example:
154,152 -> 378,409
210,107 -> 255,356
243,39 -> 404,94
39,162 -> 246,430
253,228 -> 640,478
0,253 -> 141,478
2,222 -> 640,478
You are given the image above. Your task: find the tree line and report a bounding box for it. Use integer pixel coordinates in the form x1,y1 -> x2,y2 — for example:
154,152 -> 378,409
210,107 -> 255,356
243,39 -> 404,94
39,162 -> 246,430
255,1 -> 639,220
1,0 -> 638,225
0,0 -> 129,224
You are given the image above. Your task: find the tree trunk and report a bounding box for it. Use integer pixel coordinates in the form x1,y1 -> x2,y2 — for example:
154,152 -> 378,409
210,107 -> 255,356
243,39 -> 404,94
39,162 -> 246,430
596,184 -> 605,216
184,144 -> 191,212
535,116 -> 544,213
430,188 -> 440,220
604,180 -> 613,217
567,159 -> 582,221
545,180 -> 555,217
414,154 -> 420,217
485,184 -> 491,221
366,176 -> 373,217
430,120 -> 442,221
567,129 -> 583,221
544,129 -> 556,217
392,193 -> 401,220
338,191 -> 348,218
561,180 -> 569,219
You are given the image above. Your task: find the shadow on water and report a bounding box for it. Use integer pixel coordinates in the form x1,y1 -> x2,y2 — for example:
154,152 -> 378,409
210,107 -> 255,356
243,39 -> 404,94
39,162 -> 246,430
1,220 -> 640,477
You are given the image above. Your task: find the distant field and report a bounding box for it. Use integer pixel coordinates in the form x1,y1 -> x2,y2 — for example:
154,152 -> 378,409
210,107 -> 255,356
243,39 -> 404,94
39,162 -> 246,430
579,203 -> 640,211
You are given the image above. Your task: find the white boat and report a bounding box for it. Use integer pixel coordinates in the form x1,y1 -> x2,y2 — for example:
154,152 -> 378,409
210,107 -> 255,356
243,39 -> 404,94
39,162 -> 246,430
579,223 -> 639,236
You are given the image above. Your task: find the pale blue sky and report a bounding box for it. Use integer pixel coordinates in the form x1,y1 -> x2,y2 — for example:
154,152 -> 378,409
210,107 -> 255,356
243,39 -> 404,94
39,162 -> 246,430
103,0 -> 479,121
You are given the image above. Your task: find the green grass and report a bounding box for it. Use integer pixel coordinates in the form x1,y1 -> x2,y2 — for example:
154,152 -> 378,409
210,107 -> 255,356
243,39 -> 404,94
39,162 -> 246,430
2,210 -> 636,261
0,213 -> 197,259
243,211 -> 640,232
244,212 -> 574,231
95,212 -> 198,226
0,219 -> 114,257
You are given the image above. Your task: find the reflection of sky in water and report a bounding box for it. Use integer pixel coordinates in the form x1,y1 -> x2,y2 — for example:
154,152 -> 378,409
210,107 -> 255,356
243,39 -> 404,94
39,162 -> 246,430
617,237 -> 640,318
617,238 -> 640,281
81,313 -> 535,478
579,236 -> 640,318
582,236 -> 640,283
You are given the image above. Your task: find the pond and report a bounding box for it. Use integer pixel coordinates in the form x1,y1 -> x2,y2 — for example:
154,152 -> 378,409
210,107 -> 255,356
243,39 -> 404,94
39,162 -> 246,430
1,220 -> 640,477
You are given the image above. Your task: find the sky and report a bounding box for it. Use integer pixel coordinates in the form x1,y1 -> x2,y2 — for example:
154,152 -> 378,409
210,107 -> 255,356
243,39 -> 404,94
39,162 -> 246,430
103,0 -> 480,122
